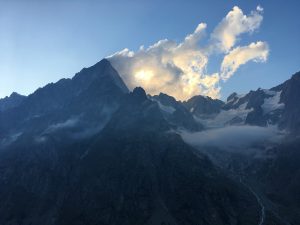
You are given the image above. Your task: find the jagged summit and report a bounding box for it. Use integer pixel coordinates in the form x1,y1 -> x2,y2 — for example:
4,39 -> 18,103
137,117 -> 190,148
9,92 -> 23,98
73,58 -> 129,93
0,92 -> 24,101
1,56 -> 300,225
0,58 -> 130,137
227,92 -> 238,102
130,87 -> 147,103
291,70 -> 300,79
0,92 -> 26,112
183,95 -> 224,116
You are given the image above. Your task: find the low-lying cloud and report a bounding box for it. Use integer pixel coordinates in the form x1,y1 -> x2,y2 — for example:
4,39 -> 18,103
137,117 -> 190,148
108,6 -> 268,100
180,125 -> 285,152
45,117 -> 79,133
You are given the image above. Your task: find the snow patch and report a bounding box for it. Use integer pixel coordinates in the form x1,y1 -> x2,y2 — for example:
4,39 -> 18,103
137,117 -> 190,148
154,100 -> 176,114
261,91 -> 284,114
227,93 -> 245,105
195,102 -> 252,128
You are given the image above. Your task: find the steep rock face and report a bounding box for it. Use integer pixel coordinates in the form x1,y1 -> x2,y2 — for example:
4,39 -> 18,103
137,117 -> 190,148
151,93 -> 203,131
106,88 -> 170,133
1,57 -> 300,225
183,95 -> 224,117
274,72 -> 300,133
0,59 -> 128,142
243,88 -> 285,126
0,87 -> 260,225
221,137 -> 300,225
76,135 -> 259,225
218,71 -> 300,133
0,92 -> 26,112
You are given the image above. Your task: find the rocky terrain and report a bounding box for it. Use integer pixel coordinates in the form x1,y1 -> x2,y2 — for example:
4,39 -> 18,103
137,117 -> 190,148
0,59 -> 300,225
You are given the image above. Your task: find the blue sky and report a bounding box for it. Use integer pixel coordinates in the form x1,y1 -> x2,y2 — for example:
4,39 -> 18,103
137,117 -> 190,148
0,0 -> 299,100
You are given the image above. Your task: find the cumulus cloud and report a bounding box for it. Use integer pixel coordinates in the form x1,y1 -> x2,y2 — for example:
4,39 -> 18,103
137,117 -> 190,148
108,23 -> 216,100
211,6 -> 264,53
220,41 -> 269,80
180,125 -> 285,152
108,6 -> 268,100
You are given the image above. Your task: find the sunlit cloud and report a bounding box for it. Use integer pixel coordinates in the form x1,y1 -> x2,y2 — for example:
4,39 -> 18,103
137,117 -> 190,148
221,41 -> 269,80
211,5 -> 264,53
108,6 -> 268,100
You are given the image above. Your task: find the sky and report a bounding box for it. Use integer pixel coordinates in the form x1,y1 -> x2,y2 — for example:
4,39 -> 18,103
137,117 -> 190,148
0,0 -> 300,100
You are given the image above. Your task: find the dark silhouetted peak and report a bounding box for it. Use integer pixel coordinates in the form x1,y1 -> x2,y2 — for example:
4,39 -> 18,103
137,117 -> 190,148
0,58 -> 129,135
130,87 -> 147,103
291,71 -> 300,81
9,92 -> 23,98
227,92 -> 238,102
183,95 -> 224,116
0,92 -> 26,112
103,87 -> 170,134
73,58 -> 129,93
158,92 -> 177,105
224,88 -> 270,112
151,92 -> 203,131
273,70 -> 300,133
151,92 -> 179,109
96,58 -> 110,66
77,58 -> 112,76
245,89 -> 270,108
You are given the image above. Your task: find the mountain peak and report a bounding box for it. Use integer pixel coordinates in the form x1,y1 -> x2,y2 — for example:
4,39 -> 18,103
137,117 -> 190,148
291,71 -> 300,81
73,58 -> 129,93
79,58 -> 111,72
227,92 -> 238,102
130,87 -> 147,103
0,92 -> 26,112
9,92 -> 23,98
157,92 -> 178,104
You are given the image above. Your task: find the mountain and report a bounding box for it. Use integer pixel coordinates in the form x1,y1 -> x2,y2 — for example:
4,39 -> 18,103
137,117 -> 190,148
274,71 -> 300,133
253,138 -> 300,224
0,57 -> 300,225
0,92 -> 26,112
0,59 -> 128,146
185,71 -> 300,131
151,93 -> 203,131
71,90 -> 260,225
183,72 -> 300,224
229,71 -> 300,132
183,95 -> 224,117
223,88 -> 283,126
0,87 -> 260,225
0,59 -> 264,225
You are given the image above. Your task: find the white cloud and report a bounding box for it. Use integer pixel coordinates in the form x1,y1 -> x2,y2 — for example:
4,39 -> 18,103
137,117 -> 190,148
45,117 -> 79,133
220,41 -> 269,80
211,6 -> 263,52
108,6 -> 268,100
0,132 -> 23,148
180,125 -> 285,152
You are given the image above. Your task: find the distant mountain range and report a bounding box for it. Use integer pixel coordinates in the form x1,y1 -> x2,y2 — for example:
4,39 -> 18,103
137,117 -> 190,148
0,58 -> 299,225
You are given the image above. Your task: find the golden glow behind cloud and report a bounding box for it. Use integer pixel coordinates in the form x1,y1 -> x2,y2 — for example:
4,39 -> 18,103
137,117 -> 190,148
108,6 -> 268,100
